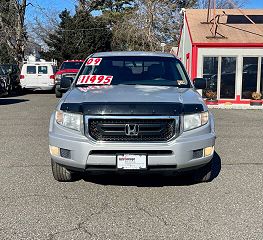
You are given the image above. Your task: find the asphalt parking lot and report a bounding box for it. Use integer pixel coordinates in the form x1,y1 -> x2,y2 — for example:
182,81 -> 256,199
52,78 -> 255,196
0,93 -> 262,240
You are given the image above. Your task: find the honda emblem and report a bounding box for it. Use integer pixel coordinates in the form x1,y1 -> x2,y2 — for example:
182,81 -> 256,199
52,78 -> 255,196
125,124 -> 139,136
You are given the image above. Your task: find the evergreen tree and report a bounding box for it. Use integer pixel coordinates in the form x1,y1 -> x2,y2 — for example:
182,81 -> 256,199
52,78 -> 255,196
42,10 -> 112,63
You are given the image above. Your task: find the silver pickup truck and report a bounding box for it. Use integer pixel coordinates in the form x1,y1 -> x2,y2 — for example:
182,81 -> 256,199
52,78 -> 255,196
49,52 -> 216,182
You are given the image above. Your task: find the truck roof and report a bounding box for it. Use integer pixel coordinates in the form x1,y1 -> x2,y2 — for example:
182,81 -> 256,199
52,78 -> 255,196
64,60 -> 84,62
92,51 -> 176,58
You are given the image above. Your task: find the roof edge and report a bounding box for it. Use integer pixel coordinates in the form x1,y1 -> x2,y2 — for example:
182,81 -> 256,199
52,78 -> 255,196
193,42 -> 263,47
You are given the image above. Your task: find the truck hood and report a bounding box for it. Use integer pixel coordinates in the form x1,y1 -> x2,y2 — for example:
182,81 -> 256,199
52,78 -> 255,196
61,85 -> 207,115
65,85 -> 204,104
55,69 -> 79,75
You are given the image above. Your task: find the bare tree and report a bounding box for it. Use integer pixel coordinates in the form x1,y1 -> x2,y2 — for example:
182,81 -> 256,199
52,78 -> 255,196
0,0 -> 29,65
197,0 -> 245,9
112,0 -> 182,51
29,7 -> 60,52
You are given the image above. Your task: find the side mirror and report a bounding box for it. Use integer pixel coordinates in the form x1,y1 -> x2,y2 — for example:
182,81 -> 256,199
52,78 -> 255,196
193,78 -> 207,89
60,77 -> 73,92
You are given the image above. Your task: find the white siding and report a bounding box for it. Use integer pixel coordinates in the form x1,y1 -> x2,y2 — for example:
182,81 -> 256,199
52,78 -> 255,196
177,20 -> 192,77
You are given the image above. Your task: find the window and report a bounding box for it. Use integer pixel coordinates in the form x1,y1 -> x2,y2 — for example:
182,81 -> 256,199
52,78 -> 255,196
227,15 -> 263,24
242,57 -> 258,99
27,66 -> 36,74
78,56 -> 191,87
60,62 -> 83,70
220,57 -> 236,99
52,66 -> 57,73
202,57 -> 218,98
38,66 -> 48,74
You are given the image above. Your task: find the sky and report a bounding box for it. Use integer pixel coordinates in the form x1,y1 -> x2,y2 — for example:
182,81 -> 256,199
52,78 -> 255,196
27,0 -> 75,23
26,0 -> 263,23
30,0 -> 75,12
32,0 -> 263,11
246,0 -> 263,8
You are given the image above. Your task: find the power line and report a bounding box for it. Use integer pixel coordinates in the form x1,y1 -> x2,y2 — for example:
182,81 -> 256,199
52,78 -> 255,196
56,27 -> 111,32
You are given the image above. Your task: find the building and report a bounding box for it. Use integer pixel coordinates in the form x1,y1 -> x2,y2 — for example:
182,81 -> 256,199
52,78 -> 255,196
177,9 -> 263,104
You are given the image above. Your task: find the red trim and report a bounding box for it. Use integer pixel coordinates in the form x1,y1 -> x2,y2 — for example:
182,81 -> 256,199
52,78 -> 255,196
194,43 -> 263,48
206,100 -> 218,105
191,45 -> 198,79
217,95 -> 251,104
218,100 -> 250,104
204,96 -> 255,104
186,53 -> 190,73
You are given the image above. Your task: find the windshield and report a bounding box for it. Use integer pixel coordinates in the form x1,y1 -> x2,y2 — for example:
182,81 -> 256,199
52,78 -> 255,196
60,62 -> 83,70
76,56 -> 191,87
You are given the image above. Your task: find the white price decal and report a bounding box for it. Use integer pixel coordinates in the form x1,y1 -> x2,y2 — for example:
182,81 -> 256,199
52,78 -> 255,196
78,85 -> 112,92
86,58 -> 102,66
77,75 -> 113,85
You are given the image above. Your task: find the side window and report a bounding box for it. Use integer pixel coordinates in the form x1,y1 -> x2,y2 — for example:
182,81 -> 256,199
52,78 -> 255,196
38,66 -> 48,74
27,66 -> 36,74
202,57 -> 218,98
52,66 -> 57,73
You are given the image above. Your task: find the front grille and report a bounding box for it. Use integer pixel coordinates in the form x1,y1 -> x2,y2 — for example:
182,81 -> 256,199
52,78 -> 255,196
62,73 -> 76,79
87,118 -> 177,142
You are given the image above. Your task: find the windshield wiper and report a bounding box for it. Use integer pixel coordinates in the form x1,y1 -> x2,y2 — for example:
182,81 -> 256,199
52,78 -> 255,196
116,83 -> 181,87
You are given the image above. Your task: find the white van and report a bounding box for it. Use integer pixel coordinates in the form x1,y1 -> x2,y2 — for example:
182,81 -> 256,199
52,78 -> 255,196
20,61 -> 57,91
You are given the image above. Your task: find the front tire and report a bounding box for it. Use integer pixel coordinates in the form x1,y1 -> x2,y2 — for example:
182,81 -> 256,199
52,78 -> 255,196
192,161 -> 213,183
7,84 -> 13,96
55,86 -> 62,98
51,159 -> 78,182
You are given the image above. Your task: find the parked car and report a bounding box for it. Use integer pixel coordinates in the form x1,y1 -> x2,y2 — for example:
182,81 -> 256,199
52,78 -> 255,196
0,64 -> 21,92
49,52 -> 216,183
20,61 -> 56,91
54,60 -> 84,98
0,67 -> 9,97
0,64 -> 21,96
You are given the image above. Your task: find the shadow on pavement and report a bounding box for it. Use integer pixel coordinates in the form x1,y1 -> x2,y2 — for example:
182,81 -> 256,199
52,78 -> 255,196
0,98 -> 29,105
82,152 -> 222,187
210,152 -> 221,180
24,89 -> 54,95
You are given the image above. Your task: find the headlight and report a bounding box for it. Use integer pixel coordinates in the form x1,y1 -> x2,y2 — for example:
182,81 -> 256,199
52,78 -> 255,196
55,111 -> 82,131
55,74 -> 62,81
184,112 -> 209,131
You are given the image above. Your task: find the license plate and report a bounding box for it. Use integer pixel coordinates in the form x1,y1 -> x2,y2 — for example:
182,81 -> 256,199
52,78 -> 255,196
117,154 -> 147,170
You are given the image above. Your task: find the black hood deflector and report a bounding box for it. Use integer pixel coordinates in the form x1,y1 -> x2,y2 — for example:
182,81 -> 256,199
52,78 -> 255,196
60,102 -> 204,115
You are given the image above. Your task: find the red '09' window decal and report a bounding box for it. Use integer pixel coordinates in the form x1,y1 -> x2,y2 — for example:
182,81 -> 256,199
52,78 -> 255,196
85,58 -> 102,66
77,75 -> 113,85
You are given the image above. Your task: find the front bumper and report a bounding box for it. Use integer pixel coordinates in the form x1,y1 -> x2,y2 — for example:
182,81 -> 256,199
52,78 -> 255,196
49,113 -> 216,172
22,84 -> 55,91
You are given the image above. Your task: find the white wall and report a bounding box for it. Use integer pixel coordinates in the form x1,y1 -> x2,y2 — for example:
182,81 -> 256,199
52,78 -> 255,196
177,19 -> 192,76
197,47 -> 263,97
